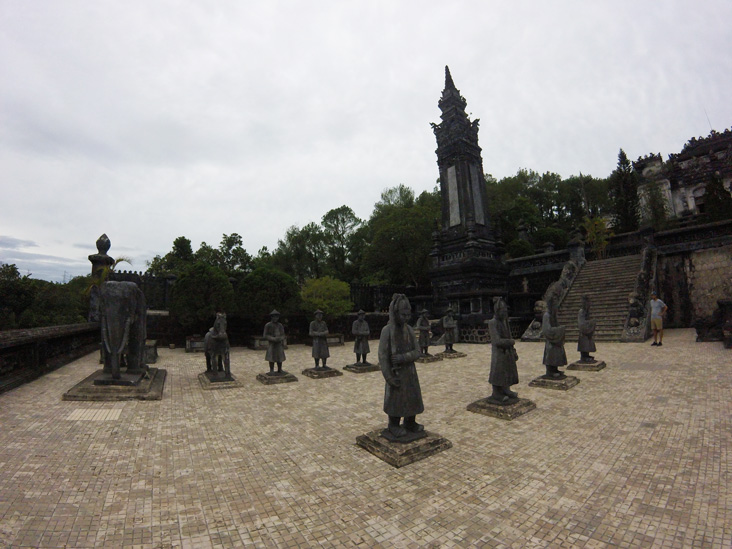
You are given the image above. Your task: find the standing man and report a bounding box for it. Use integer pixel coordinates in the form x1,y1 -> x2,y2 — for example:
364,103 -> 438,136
650,292 -> 668,346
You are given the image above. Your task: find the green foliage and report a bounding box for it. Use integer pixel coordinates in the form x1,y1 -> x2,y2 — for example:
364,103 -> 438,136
639,181 -> 669,230
532,227 -> 569,250
608,149 -> 640,233
505,239 -> 535,259
235,267 -> 301,319
0,263 -> 35,329
148,234 -> 252,278
300,276 -> 353,319
169,262 -> 234,333
361,187 -> 440,286
271,223 -> 326,284
582,217 -> 613,259
321,205 -> 362,281
703,173 -> 732,222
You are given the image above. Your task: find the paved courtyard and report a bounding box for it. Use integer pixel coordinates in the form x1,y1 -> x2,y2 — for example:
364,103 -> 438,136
0,328 -> 730,548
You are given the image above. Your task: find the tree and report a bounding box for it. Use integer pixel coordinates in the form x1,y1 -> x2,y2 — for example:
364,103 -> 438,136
234,267 -> 301,319
608,149 -> 640,233
169,262 -> 234,333
321,206 -> 362,281
300,276 -> 353,319
147,236 -> 194,276
703,173 -> 732,222
639,181 -> 669,230
271,223 -> 326,284
361,187 -> 440,286
217,233 -> 253,276
582,216 -> 613,260
0,263 -> 35,329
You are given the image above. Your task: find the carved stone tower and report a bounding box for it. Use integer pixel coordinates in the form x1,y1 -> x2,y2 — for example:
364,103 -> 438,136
429,66 -> 508,315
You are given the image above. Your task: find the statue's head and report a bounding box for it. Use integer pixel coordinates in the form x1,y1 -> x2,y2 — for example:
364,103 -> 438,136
421,309 -> 429,318
315,310 -> 324,320
582,295 -> 591,311
389,294 -> 411,327
270,309 -> 280,322
493,297 -> 508,321
445,307 -> 454,318
357,309 -> 365,319
214,312 -> 227,333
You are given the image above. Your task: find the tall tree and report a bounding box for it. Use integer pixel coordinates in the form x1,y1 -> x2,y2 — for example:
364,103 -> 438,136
321,206 -> 362,281
271,223 -> 326,284
608,149 -> 640,233
639,181 -> 669,229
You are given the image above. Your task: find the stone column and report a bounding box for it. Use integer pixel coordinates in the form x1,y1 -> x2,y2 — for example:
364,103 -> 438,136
88,234 -> 114,322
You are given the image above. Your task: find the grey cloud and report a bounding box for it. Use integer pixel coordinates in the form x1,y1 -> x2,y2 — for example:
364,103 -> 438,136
0,236 -> 38,249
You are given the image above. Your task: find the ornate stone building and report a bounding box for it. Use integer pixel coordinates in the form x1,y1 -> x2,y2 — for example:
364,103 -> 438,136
429,67 -> 508,315
634,128 -> 732,218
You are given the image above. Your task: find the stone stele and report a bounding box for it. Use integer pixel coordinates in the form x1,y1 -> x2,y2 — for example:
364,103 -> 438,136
356,429 -> 453,468
466,397 -> 536,420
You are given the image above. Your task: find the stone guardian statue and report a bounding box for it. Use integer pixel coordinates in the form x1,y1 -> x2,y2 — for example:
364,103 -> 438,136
577,295 -> 597,362
541,295 -> 567,378
351,310 -> 371,364
263,310 -> 286,375
415,309 -> 432,356
309,310 -> 330,369
487,297 -> 519,403
378,294 -> 424,440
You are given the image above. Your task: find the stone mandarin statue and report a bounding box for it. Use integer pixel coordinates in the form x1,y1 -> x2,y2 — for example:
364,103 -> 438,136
378,294 -> 425,440
351,309 -> 371,364
309,310 -> 330,369
441,308 -> 458,352
415,309 -> 432,356
577,295 -> 597,362
487,297 -> 520,403
541,295 -> 567,378
263,310 -> 287,375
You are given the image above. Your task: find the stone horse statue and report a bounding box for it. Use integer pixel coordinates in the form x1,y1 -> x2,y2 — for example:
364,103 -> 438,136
99,281 -> 147,381
205,312 -> 231,378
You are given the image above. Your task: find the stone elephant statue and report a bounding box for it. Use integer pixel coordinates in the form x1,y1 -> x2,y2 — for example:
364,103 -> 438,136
100,281 -> 147,380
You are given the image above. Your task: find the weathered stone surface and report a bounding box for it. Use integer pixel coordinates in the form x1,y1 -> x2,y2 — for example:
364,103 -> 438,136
198,372 -> 242,390
145,339 -> 158,364
256,371 -> 298,385
467,397 -> 536,420
415,354 -> 443,364
567,360 -> 606,371
301,367 -> 343,379
93,371 -> 147,386
343,362 -> 381,373
435,350 -> 467,359
356,429 -> 452,468
63,368 -> 166,401
528,375 -> 580,390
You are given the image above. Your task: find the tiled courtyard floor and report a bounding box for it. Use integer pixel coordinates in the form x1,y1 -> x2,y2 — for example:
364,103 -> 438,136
0,328 -> 730,548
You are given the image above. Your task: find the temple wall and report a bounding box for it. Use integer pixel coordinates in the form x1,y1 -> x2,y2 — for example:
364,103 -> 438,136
657,243 -> 732,326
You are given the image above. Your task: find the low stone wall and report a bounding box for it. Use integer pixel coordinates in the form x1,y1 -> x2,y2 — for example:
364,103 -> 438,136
0,323 -> 99,394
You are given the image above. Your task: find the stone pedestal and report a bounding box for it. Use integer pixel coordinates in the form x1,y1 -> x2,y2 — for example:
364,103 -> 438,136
63,368 -> 166,401
528,375 -> 580,390
567,360 -> 606,371
256,371 -> 298,385
356,429 -> 452,468
301,367 -> 343,379
435,350 -> 467,359
343,362 -> 381,373
415,354 -> 443,364
466,397 -> 536,420
93,371 -> 147,386
198,372 -> 242,390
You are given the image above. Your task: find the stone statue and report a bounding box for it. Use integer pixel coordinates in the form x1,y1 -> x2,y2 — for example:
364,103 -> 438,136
541,294 -> 567,378
351,310 -> 371,364
263,310 -> 286,375
205,312 -> 230,378
441,308 -> 458,352
577,295 -> 597,362
415,309 -> 432,356
522,277 -> 529,293
487,297 -> 519,403
378,294 -> 424,440
309,310 -> 330,369
99,281 -> 147,381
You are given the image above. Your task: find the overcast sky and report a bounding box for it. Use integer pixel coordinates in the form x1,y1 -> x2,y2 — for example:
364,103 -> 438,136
1,1 -> 731,282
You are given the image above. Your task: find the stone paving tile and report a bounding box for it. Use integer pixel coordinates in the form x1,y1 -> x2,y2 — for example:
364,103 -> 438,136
0,329 -> 730,548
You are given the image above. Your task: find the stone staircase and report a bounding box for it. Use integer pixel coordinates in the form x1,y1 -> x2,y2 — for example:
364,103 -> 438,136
557,255 -> 642,341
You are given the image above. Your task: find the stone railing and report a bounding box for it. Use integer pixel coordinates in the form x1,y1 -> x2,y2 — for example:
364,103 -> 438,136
0,323 -> 99,395
620,245 -> 657,342
655,219 -> 732,253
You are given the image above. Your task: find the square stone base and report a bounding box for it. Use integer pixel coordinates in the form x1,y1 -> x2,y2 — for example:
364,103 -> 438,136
467,397 -> 537,420
528,375 -> 580,390
343,362 -> 381,373
93,371 -> 147,386
356,429 -> 452,468
256,372 -> 298,385
63,368 -> 166,401
435,351 -> 467,359
567,360 -> 606,371
198,372 -> 243,390
415,354 -> 443,363
301,367 -> 343,379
